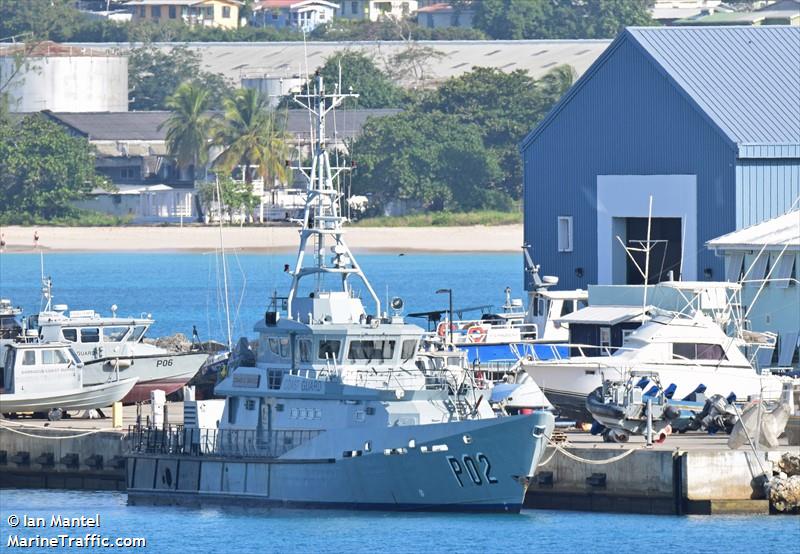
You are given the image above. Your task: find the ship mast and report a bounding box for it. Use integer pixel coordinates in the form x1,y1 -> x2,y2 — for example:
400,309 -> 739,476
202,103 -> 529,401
286,73 -> 381,320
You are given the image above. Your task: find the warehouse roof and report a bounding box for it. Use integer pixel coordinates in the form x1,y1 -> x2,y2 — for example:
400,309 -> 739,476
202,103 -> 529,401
43,109 -> 399,141
707,210 -> 800,250
66,40 -> 610,85
522,26 -> 800,158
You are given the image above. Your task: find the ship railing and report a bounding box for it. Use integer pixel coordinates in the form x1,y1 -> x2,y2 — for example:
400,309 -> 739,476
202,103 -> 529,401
125,425 -> 322,458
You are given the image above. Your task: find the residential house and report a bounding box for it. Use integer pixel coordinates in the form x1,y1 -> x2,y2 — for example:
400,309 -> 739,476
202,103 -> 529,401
125,0 -> 243,29
337,0 -> 418,21
251,0 -> 339,32
415,2 -> 473,29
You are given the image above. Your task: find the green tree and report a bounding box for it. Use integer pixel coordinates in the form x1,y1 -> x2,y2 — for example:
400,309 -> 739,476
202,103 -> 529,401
198,176 -> 260,222
283,51 -> 405,109
473,0 -> 655,40
420,65 -> 574,198
129,45 -> 233,110
0,115 -> 109,222
213,88 -> 291,187
350,112 -> 503,214
159,82 -> 214,184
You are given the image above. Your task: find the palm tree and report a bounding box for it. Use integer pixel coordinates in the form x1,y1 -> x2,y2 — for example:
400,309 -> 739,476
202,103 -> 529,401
212,88 -> 290,188
159,81 -> 213,184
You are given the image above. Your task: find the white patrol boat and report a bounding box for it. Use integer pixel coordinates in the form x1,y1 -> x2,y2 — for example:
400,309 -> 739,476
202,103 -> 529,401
125,75 -> 554,513
29,284 -> 207,404
1,339 -> 137,420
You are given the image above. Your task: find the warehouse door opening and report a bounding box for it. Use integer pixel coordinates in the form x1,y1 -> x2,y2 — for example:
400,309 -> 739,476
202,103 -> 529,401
624,217 -> 682,285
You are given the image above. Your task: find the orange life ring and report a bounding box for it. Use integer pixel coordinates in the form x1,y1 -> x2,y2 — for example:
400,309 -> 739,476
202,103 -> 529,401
467,326 -> 487,343
437,322 -> 454,337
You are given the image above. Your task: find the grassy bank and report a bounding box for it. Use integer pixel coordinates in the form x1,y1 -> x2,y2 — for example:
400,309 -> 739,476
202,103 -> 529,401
0,211 -> 133,227
352,210 -> 522,227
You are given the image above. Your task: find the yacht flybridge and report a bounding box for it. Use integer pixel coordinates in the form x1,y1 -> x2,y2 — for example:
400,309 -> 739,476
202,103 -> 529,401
126,75 -> 554,513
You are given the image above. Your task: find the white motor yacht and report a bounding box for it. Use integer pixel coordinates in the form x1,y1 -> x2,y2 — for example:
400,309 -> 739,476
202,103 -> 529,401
522,307 -> 788,422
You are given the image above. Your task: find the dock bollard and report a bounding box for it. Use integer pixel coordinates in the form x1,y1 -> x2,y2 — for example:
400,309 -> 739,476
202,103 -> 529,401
112,401 -> 123,429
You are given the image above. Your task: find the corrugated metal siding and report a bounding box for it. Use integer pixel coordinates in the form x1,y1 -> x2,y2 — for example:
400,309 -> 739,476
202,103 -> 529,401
523,35 -> 737,290
627,26 -> 800,148
736,160 -> 800,227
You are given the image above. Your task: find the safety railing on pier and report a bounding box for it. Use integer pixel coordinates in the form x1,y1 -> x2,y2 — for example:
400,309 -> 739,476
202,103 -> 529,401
125,425 -> 322,459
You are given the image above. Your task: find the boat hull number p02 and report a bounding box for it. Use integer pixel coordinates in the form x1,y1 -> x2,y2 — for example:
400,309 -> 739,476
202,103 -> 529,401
446,454 -> 498,487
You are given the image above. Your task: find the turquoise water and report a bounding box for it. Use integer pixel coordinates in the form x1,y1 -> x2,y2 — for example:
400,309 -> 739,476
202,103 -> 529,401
0,489 -> 798,553
0,252 -> 523,341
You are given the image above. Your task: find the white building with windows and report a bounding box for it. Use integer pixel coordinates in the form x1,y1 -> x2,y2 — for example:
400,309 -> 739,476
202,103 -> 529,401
707,209 -> 800,367
252,0 -> 339,31
337,0 -> 417,21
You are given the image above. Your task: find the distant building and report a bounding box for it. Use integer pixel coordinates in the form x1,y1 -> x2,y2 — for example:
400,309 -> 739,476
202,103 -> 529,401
707,210 -> 800,367
673,0 -> 800,25
521,26 -> 800,291
125,0 -> 243,29
337,0 -> 418,21
251,0 -> 339,32
65,40 -> 612,90
650,1 -> 727,24
42,109 -> 398,223
415,2 -> 473,29
0,42 -> 128,113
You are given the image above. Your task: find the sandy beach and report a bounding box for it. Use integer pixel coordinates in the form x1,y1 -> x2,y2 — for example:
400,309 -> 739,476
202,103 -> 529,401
0,225 -> 524,253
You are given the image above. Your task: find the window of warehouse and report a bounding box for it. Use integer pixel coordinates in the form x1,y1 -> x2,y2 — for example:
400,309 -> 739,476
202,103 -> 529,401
558,216 -> 573,252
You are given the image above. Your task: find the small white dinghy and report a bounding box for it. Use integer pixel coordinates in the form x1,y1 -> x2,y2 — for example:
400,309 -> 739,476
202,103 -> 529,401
0,339 -> 137,420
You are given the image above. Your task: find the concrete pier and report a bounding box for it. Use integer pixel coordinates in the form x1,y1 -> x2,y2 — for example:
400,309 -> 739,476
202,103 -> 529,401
0,404 -> 183,491
525,432 -> 797,515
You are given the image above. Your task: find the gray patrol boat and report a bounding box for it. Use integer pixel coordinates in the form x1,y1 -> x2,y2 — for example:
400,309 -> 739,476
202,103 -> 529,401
125,75 -> 554,513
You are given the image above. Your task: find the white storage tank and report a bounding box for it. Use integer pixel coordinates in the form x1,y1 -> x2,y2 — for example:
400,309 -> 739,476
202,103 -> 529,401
240,74 -> 304,107
0,41 -> 128,112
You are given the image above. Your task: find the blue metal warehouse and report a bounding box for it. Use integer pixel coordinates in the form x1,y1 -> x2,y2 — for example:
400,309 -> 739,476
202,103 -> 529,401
520,26 -> 800,290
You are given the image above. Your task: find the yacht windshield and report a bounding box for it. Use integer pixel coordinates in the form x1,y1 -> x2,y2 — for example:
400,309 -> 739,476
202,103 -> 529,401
103,326 -> 129,342
128,325 -> 147,343
68,348 -> 82,365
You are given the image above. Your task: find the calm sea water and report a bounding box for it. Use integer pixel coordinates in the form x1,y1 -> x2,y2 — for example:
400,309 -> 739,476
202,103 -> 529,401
0,252 -> 524,341
2,253 -> 798,551
1,489 -> 798,554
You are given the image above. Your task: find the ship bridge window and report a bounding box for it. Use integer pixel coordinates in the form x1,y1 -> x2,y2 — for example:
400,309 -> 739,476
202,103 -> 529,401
103,326 -> 129,342
42,349 -> 68,365
348,340 -> 396,361
62,328 -> 77,342
318,339 -> 341,360
269,338 -> 280,355
560,301 -> 575,317
298,339 -> 312,362
22,350 -> 36,365
280,338 -> 290,358
128,325 -> 147,343
81,328 -> 100,343
401,339 -> 417,360
673,343 -> 727,362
